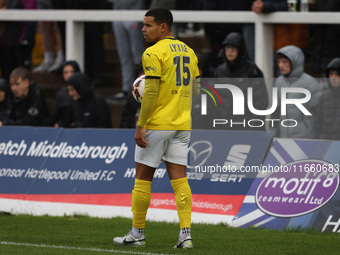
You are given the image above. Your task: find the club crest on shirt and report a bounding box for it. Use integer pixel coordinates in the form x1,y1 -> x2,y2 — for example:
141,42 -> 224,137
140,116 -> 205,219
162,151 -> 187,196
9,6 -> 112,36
28,107 -> 39,116
145,66 -> 156,72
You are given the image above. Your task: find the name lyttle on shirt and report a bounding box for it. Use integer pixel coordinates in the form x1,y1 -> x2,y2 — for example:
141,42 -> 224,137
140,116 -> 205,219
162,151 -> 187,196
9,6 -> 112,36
169,43 -> 188,53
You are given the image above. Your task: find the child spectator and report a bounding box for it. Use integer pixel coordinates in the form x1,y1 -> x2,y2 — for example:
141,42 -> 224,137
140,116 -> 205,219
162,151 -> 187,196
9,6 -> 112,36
0,67 -> 49,126
49,60 -> 80,128
272,45 -> 322,138
66,72 -> 112,128
214,32 -> 268,130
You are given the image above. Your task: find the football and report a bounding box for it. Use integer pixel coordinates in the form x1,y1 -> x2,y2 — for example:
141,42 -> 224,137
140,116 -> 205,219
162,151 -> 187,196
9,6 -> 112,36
132,75 -> 145,103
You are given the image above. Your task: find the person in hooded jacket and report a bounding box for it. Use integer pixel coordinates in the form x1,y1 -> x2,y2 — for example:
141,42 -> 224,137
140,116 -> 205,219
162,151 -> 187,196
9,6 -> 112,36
0,78 -> 11,121
66,72 -> 112,128
314,58 -> 340,140
48,60 -> 81,128
215,32 -> 264,78
272,45 -> 322,138
214,32 -> 268,131
0,67 -> 50,126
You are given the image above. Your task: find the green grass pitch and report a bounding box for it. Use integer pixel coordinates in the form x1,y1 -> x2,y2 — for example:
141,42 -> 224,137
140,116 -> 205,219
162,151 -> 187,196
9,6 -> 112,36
1,213 -> 340,255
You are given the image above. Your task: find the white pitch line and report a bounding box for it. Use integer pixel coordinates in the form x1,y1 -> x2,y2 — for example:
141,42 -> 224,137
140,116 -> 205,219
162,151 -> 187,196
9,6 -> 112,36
0,241 -> 179,255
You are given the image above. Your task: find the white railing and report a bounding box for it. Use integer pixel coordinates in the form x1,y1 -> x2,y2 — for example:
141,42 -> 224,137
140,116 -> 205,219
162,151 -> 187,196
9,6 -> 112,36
1,10 -> 340,78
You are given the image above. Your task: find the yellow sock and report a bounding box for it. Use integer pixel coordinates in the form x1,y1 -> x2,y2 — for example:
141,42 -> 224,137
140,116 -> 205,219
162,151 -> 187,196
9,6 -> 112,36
131,178 -> 152,229
171,177 -> 192,229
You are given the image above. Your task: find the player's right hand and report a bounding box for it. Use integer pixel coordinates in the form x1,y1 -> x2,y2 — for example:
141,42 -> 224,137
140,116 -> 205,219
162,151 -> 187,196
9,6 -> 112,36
135,126 -> 148,148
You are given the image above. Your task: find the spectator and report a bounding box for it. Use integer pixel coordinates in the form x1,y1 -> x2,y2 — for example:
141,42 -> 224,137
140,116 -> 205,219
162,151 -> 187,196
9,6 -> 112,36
214,32 -> 268,130
272,45 -> 322,138
106,0 -> 146,103
32,0 -> 64,73
0,0 -> 36,82
66,72 -> 112,128
215,32 -> 263,78
49,60 -> 81,128
0,67 -> 50,126
0,78 -> 11,121
312,0 -> 340,76
314,58 -> 340,140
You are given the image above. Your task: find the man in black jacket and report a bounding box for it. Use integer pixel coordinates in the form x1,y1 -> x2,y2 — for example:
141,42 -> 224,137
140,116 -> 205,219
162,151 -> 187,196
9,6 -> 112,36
66,73 -> 112,128
314,58 -> 340,140
213,32 -> 268,131
214,32 -> 264,78
0,67 -> 49,126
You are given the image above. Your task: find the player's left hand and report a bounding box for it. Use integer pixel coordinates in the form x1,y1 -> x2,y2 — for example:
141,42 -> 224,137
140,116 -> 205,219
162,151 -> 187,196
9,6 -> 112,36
135,126 -> 148,148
